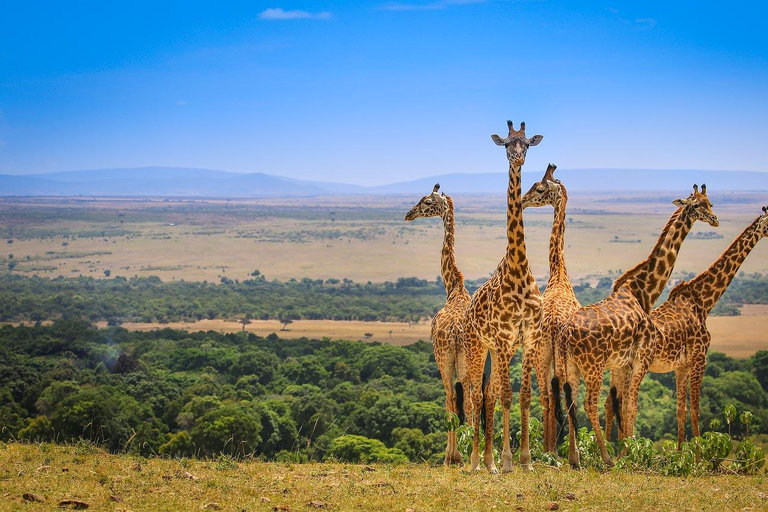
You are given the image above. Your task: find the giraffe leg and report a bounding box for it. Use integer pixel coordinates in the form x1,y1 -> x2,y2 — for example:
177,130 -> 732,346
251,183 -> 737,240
483,351 -> 500,474
605,368 -> 629,442
519,350 -> 534,471
541,341 -> 557,454
689,352 -> 707,440
674,367 -> 690,451
622,365 -> 651,444
497,349 -> 515,472
584,370 -> 613,467
604,371 -> 615,442
438,350 -> 462,465
555,335 -> 580,468
467,337 -> 486,472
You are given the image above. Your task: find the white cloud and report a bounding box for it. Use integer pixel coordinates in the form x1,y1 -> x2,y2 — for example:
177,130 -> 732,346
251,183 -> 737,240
258,8 -> 332,20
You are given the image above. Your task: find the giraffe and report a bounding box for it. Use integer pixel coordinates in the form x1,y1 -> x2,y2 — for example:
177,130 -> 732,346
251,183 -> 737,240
463,120 -> 547,473
404,183 -> 472,465
520,163 -> 580,453
605,205 -> 768,448
553,184 -> 719,468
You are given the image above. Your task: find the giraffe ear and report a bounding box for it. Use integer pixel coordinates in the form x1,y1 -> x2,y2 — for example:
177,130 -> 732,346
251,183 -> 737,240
528,135 -> 543,146
491,134 -> 507,146
672,198 -> 688,207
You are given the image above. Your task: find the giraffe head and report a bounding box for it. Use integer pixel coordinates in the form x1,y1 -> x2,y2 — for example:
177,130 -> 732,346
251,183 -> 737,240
672,184 -> 719,227
755,206 -> 768,238
522,163 -> 562,209
404,183 -> 450,221
491,120 -> 543,167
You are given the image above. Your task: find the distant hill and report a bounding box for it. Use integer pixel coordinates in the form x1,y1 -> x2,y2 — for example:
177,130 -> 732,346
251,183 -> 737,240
1,166 -> 767,197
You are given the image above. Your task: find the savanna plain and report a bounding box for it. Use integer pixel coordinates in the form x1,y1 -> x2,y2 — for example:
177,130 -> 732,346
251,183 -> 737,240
2,192 -> 768,354
2,191 -> 768,511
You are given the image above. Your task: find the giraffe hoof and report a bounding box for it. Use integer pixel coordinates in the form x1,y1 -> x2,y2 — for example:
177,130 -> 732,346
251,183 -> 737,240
488,467 -> 499,475
521,463 -> 533,472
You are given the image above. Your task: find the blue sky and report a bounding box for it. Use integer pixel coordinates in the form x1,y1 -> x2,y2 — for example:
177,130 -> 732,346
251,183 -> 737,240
1,1 -> 766,185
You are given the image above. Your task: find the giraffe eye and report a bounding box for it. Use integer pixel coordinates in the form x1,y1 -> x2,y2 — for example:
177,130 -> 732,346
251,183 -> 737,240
425,200 -> 433,205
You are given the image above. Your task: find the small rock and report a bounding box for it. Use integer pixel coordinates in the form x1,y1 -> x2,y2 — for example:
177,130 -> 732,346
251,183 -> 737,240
362,465 -> 376,472
261,497 -> 272,503
406,508 -> 416,512
308,501 -> 329,509
547,502 -> 559,511
22,493 -> 45,503
516,508 -> 524,512
36,465 -> 51,472
179,470 -> 198,480
110,495 -> 123,502
162,475 -> 173,481
565,493 -> 576,501
58,499 -> 90,509
131,462 -> 142,472
62,467 -> 69,472
202,504 -> 221,510
516,493 -> 525,500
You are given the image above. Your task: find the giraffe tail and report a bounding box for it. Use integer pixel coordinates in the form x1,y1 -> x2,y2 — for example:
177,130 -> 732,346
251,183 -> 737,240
479,370 -> 489,433
610,386 -> 622,436
552,376 -> 564,427
564,381 -> 578,430
455,381 -> 466,425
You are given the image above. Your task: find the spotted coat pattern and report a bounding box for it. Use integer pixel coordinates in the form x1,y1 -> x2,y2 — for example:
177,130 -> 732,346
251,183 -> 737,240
520,164 -> 581,453
555,185 -> 719,468
605,207 -> 768,448
404,185 -> 471,465
463,121 -> 546,473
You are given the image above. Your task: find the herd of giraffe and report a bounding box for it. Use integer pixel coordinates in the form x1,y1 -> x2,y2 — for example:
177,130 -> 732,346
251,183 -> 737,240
404,120 -> 768,471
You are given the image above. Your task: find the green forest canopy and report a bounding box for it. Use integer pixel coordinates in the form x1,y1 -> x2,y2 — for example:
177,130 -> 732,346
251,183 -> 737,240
2,321 -> 767,463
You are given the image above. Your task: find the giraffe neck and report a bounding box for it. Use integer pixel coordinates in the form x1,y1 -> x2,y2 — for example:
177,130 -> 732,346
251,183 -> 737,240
549,187 -> 569,282
505,162 -> 529,270
672,216 -> 762,315
613,207 -> 694,313
440,196 -> 464,295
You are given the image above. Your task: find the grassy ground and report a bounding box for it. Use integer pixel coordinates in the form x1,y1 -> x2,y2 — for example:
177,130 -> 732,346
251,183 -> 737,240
1,443 -> 766,511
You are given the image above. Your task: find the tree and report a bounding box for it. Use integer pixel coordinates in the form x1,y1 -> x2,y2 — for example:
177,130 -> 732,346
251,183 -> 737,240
191,402 -> 262,457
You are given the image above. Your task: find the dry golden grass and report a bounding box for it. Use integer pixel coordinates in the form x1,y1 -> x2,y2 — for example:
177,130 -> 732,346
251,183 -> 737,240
95,319 -> 432,347
3,194 -> 768,284
1,443 -> 766,511
707,315 -> 768,358
92,315 -> 768,358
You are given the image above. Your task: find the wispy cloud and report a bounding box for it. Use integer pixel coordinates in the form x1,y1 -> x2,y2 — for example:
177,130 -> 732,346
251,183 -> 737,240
381,0 -> 485,11
258,8 -> 332,20
606,8 -> 657,30
635,18 -> 657,29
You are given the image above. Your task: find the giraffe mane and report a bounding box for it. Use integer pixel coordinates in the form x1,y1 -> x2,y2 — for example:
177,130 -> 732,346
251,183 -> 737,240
612,206 -> 683,292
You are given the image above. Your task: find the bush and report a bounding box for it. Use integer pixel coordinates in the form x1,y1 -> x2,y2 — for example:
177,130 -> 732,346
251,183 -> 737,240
327,435 -> 407,464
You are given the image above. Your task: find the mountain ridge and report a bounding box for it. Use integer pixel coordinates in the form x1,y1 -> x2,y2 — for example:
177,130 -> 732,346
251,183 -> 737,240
1,166 -> 767,197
